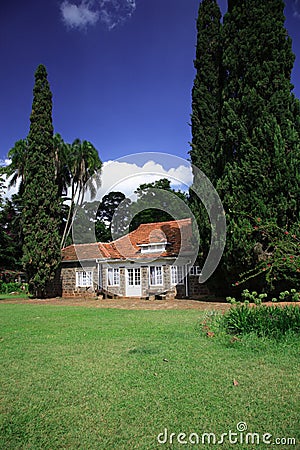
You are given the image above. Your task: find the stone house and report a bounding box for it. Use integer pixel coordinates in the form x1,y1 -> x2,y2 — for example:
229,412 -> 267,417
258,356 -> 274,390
61,218 -> 208,299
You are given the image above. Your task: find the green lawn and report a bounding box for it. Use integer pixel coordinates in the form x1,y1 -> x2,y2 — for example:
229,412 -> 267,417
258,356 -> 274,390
0,304 -> 299,449
0,293 -> 28,300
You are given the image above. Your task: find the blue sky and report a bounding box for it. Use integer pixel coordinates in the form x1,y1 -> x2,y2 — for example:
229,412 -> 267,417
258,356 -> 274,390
1,0 -> 300,166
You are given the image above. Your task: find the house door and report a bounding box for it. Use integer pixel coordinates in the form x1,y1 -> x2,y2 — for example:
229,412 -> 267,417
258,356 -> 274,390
126,267 -> 141,297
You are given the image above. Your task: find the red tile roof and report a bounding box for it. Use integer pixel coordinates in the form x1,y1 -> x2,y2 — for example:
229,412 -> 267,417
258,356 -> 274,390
61,243 -> 103,262
62,218 -> 193,262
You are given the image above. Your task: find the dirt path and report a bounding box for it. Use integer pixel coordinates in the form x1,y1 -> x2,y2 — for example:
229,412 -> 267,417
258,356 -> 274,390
1,297 -> 298,311
0,296 -> 231,311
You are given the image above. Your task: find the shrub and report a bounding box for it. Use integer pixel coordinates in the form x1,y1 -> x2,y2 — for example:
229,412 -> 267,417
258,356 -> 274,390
221,303 -> 300,338
0,281 -> 25,294
227,288 -> 300,304
233,220 -> 300,293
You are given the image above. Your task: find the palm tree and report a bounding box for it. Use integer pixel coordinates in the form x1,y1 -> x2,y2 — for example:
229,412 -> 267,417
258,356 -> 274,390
53,133 -> 72,198
0,175 -> 4,206
60,138 -> 102,248
2,134 -> 102,249
2,139 -> 28,196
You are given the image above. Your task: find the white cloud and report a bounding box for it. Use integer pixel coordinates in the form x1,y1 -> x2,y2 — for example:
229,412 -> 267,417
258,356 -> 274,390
1,176 -> 20,201
0,159 -> 11,167
293,0 -> 300,18
60,0 -> 137,30
1,158 -> 193,203
98,0 -> 136,30
0,160 -> 17,200
92,159 -> 193,201
60,1 -> 100,29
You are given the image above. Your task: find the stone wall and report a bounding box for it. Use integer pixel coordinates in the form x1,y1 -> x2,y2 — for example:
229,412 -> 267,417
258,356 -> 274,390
141,266 -> 148,297
188,275 -> 209,298
61,261 -> 98,297
60,261 -> 209,299
174,275 -> 209,299
99,264 -> 178,298
141,265 -> 176,299
100,265 -> 124,297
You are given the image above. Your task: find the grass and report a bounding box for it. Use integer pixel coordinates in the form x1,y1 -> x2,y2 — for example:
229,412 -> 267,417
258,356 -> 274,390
0,293 -> 28,300
0,304 -> 299,449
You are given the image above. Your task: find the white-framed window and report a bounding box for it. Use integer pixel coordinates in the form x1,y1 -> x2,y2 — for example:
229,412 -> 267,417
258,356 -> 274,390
140,243 -> 166,254
170,266 -> 185,285
190,266 -> 202,276
149,266 -> 163,286
127,268 -> 141,286
107,267 -> 120,286
76,270 -> 93,287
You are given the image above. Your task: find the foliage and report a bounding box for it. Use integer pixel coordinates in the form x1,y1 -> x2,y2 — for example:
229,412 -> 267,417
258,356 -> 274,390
130,178 -> 189,232
2,139 -> 28,197
189,0 -> 222,184
231,219 -> 300,292
95,220 -> 111,242
226,290 -> 267,306
218,1 -> 300,293
22,65 -> 62,297
0,181 -> 21,269
95,191 -> 128,241
0,176 -> 3,204
275,289 -> 300,302
0,197 -> 23,270
190,0 -> 300,295
53,132 -> 71,198
2,132 -> 103,252
0,281 -> 27,294
97,191 -> 126,224
220,304 -> 300,339
59,136 -> 102,248
74,179 -> 189,243
226,288 -> 300,305
109,196 -> 132,239
189,0 -> 222,272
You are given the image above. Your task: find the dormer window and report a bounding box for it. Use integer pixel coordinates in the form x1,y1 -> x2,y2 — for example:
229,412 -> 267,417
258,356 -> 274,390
139,242 -> 167,254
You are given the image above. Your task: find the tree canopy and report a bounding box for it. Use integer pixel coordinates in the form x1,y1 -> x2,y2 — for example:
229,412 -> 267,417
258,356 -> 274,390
130,178 -> 189,232
190,0 -> 300,295
21,64 -> 62,297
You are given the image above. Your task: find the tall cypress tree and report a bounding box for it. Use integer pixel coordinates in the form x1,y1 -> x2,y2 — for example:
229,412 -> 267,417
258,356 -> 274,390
216,0 -> 300,293
189,0 -> 222,266
190,0 -> 222,184
190,0 -> 300,294
22,65 -> 61,297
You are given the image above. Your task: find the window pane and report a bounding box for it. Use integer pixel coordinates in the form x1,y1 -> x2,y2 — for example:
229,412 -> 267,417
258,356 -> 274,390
157,267 -> 162,284
171,266 -> 184,285
150,267 -> 155,285
177,266 -> 184,284
77,271 -> 92,287
107,269 -> 113,286
134,268 -> 141,285
114,269 -> 120,285
128,269 -> 134,285
150,266 -> 163,285
171,266 -> 177,284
